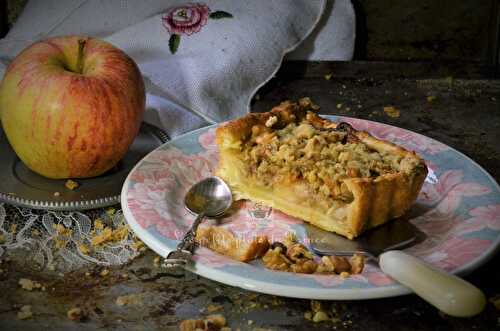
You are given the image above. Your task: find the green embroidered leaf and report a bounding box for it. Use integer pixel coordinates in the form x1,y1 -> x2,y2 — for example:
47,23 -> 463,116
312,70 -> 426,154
169,34 -> 180,54
209,11 -> 233,19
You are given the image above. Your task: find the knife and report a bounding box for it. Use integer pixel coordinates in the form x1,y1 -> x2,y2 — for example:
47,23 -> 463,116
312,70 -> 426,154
304,221 -> 486,317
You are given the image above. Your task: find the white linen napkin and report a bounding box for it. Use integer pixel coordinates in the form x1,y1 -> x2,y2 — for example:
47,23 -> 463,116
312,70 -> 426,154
0,0 -> 355,137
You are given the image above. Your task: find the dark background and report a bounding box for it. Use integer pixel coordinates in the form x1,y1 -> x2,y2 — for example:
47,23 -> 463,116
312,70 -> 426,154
6,0 -> 498,64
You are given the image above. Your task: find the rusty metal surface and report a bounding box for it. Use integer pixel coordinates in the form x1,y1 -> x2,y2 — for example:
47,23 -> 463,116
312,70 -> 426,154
1,61 -> 499,331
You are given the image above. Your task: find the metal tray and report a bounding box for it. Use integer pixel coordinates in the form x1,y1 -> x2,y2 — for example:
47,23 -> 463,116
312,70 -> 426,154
0,122 -> 169,211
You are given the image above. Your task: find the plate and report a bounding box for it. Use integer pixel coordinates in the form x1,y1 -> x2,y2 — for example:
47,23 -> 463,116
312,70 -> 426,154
0,122 -> 169,210
121,116 -> 500,300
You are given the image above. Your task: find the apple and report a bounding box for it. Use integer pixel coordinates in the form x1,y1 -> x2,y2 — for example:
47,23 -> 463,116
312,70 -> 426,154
0,35 -> 145,179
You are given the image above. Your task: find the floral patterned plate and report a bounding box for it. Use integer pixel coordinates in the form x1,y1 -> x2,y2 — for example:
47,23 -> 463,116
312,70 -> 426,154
121,116 -> 500,300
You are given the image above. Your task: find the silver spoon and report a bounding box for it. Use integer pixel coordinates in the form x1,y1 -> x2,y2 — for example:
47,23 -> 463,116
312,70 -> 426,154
163,176 -> 232,268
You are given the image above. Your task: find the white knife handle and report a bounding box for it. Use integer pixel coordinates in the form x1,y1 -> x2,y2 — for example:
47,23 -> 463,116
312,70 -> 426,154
379,250 -> 486,317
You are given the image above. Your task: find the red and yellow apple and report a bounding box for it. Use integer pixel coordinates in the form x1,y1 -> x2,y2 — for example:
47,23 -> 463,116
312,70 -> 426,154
0,35 -> 145,179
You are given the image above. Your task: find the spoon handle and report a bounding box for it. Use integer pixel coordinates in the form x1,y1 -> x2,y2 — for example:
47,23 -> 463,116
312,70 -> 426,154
379,250 -> 486,317
177,212 -> 205,252
163,213 -> 205,268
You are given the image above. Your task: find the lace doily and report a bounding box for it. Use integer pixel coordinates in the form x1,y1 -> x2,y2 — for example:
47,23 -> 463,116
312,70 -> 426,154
0,202 -> 145,272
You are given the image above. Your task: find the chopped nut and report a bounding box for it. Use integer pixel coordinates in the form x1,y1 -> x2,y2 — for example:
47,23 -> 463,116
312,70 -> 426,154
317,256 -> 351,274
17,305 -> 33,320
67,307 -> 83,321
350,254 -> 365,274
290,259 -> 317,274
383,106 -> 400,118
65,179 -> 79,190
262,247 -> 291,271
265,116 -> 278,128
286,243 -> 313,262
283,232 -> 298,247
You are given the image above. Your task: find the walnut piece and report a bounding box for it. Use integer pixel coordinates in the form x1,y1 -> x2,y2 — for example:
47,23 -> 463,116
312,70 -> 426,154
286,243 -> 314,262
350,254 -> 365,274
290,259 -> 317,274
262,247 -> 291,271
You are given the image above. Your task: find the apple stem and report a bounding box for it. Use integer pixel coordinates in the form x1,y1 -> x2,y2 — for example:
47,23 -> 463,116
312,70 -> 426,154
76,39 -> 86,74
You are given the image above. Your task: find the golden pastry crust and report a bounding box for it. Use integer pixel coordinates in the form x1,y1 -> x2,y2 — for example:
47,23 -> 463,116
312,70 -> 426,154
215,99 -> 428,239
195,226 -> 269,262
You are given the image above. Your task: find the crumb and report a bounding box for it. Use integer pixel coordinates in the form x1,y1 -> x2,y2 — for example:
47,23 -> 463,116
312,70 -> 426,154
206,314 -> 226,328
383,106 -> 400,118
340,271 -> 350,278
248,319 -> 253,325
17,305 -> 33,320
324,73 -> 332,80
206,304 -> 223,313
426,95 -> 436,102
19,278 -> 42,291
65,180 -> 79,190
67,307 -> 83,321
489,295 -> 500,310
53,191 -> 60,197
312,311 -> 329,322
85,272 -> 91,277
100,269 -> 109,277
345,107 -> 351,111
121,273 -> 129,279
336,103 -> 342,109
116,293 -> 143,306
304,311 -> 312,320
342,85 -> 346,89
254,94 -> 261,101
78,244 -> 91,255
153,256 -> 161,267
93,218 -> 105,230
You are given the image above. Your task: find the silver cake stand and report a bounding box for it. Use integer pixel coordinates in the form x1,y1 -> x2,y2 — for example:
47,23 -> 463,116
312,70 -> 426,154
0,123 -> 169,211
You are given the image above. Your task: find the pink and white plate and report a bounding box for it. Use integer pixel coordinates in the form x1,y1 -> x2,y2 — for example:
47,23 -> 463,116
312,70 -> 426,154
121,116 -> 500,300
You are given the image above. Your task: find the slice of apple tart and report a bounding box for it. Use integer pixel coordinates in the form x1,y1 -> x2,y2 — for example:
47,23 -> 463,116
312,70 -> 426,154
215,99 -> 427,239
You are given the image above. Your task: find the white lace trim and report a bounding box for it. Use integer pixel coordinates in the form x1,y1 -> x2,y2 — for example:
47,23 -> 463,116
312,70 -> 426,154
0,203 -> 142,272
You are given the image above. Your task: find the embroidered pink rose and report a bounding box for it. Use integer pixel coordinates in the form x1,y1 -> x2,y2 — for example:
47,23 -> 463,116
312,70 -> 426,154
162,3 -> 210,36
162,3 -> 233,54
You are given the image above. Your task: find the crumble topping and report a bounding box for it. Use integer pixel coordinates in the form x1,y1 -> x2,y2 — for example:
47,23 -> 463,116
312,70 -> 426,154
241,114 -> 404,205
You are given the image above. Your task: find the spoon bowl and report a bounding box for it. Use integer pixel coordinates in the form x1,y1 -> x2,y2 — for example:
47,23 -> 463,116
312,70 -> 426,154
163,176 -> 232,268
185,176 -> 233,217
